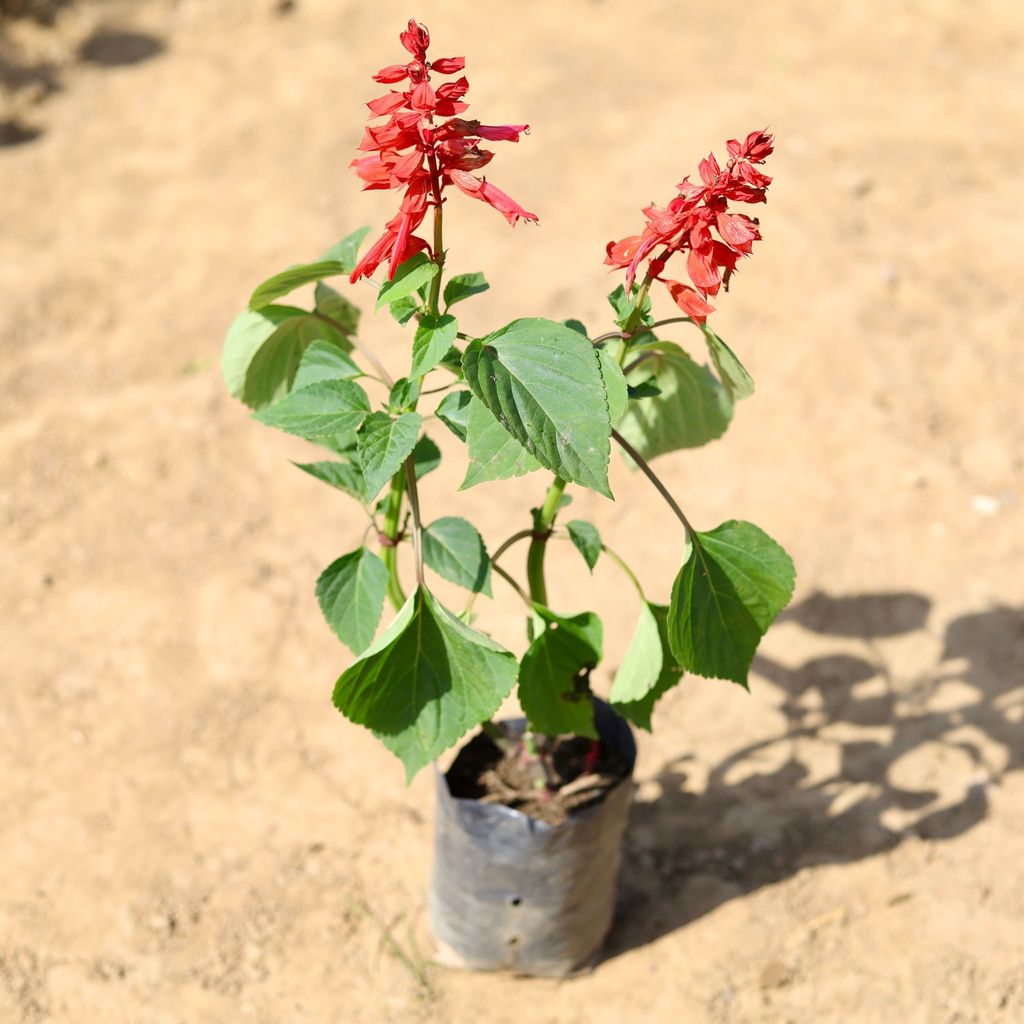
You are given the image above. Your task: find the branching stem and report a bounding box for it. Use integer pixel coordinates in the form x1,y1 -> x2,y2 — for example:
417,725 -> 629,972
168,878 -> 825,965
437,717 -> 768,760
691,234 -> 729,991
611,427 -> 695,538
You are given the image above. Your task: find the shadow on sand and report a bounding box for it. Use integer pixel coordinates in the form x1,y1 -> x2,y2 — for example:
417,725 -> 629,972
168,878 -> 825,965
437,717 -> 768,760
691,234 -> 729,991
1,7 -> 165,148
603,591 -> 1024,958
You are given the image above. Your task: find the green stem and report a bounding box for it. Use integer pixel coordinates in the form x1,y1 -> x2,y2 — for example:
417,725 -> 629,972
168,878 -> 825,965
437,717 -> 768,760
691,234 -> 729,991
611,427 -> 695,538
549,532 -> 646,600
525,476 -> 567,606
381,471 -> 407,610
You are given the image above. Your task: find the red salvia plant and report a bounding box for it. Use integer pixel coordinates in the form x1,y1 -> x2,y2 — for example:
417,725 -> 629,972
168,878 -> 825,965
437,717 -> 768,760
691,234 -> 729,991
224,19 -> 794,786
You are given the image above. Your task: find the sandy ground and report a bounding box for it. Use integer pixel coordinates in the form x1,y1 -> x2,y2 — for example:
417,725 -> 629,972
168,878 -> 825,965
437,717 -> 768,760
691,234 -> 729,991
2,0 -> 1023,1021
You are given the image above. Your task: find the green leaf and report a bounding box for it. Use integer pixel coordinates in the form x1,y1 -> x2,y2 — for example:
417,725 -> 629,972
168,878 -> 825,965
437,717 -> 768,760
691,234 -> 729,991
617,341 -> 733,460
293,460 -> 366,503
243,314 -> 354,409
321,226 -> 371,274
316,548 -> 388,654
443,272 -> 489,309
388,294 -> 420,325
460,397 -> 541,489
566,520 -> 601,572
462,319 -> 612,497
422,517 -> 493,596
668,521 -> 795,687
597,346 -> 629,427
223,305 -> 312,410
610,603 -> 683,731
315,282 -> 361,336
317,428 -> 360,459
333,588 -> 518,781
518,607 -> 601,738
376,253 -> 438,311
253,379 -> 372,440
627,379 -> 661,400
411,313 -> 459,378
249,260 -> 346,311
293,340 -> 361,390
435,389 -> 473,442
608,283 -> 651,329
700,323 -> 755,401
388,376 -> 420,412
563,319 -> 588,336
439,346 -> 465,377
412,435 -> 441,479
356,411 -> 423,500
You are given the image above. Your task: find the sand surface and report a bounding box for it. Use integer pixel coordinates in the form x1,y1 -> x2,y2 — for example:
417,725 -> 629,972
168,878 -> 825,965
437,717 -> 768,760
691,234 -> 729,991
2,1 -> 1023,1021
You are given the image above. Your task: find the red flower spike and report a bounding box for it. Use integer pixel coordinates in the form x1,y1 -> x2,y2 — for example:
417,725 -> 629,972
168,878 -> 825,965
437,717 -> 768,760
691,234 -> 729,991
605,130 -> 773,316
350,20 -> 537,283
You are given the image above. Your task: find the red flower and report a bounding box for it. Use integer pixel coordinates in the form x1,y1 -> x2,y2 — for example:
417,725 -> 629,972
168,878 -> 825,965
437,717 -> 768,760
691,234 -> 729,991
350,19 -> 537,283
605,130 -> 773,321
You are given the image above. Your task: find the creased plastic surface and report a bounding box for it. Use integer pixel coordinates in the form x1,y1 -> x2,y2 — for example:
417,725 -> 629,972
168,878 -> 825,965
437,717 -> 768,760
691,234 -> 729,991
429,701 -> 636,976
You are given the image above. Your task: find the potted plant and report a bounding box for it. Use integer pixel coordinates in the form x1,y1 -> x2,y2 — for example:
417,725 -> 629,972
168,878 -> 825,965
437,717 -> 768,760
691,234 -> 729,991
222,18 -> 795,977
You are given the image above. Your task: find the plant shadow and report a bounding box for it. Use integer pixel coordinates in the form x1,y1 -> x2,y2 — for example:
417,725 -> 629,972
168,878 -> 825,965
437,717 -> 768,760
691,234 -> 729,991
0,7 -> 165,148
602,591 -> 1024,959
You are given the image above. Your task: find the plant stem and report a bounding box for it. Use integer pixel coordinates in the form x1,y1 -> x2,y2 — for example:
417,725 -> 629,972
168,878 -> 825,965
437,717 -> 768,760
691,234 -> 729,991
463,528 -> 534,618
403,459 -> 426,590
492,563 -> 532,608
611,427 -> 695,537
525,476 -> 566,606
381,471 -> 407,609
548,532 -> 646,599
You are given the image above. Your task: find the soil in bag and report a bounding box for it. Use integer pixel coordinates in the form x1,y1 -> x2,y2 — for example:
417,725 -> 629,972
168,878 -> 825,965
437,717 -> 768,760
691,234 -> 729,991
446,732 -> 631,826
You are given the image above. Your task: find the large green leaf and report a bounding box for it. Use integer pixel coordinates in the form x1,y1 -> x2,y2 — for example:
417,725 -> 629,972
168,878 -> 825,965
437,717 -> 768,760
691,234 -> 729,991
422,517 -> 492,596
293,460 -> 366,503
518,607 -> 601,738
249,260 -> 347,311
293,340 -> 361,390
443,272 -> 489,309
316,548 -> 388,654
222,305 -> 315,410
321,226 -> 370,274
566,520 -> 601,572
356,411 -> 423,500
243,315 -> 354,410
700,324 -> 755,401
667,520 -> 795,687
411,313 -> 459,378
376,253 -> 438,310
617,341 -> 733,460
314,282 -> 361,336
462,319 -> 613,497
610,603 -> 683,731
460,397 -> 541,489
435,389 -> 473,442
253,379 -> 371,440
333,588 -> 518,781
